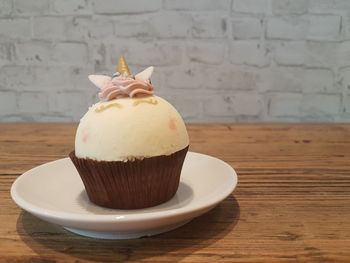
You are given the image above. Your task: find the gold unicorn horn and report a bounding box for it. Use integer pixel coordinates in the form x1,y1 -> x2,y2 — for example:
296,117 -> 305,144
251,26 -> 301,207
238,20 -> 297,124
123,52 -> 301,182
117,56 -> 132,76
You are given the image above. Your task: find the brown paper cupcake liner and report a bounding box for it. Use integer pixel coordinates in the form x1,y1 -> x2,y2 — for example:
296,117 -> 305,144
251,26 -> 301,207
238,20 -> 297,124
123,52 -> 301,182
69,146 -> 189,209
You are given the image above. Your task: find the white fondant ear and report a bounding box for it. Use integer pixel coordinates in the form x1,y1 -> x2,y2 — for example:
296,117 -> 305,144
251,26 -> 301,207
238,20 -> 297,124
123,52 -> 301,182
135,66 -> 154,82
88,75 -> 111,89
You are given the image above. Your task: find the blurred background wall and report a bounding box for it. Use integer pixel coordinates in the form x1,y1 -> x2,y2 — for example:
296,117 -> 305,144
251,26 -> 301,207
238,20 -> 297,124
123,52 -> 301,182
0,0 -> 349,122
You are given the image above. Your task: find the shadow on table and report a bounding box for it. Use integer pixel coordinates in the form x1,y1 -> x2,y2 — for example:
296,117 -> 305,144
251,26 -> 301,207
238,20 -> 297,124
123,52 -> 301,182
17,196 -> 240,262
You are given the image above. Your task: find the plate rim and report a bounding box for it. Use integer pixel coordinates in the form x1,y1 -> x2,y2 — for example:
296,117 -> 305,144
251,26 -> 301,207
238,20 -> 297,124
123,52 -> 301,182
11,151 -> 237,223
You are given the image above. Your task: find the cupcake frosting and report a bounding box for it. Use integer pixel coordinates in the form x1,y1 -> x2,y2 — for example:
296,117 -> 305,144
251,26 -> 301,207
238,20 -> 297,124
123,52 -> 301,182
75,57 -> 189,162
98,76 -> 153,101
89,65 -> 155,101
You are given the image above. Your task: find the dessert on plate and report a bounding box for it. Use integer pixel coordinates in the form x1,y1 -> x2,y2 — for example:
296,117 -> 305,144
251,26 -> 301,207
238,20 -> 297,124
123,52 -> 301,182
69,57 -> 189,209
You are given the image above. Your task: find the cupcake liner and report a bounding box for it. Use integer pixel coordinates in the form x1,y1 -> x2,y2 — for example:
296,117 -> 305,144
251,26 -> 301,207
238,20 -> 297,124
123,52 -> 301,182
69,146 -> 189,209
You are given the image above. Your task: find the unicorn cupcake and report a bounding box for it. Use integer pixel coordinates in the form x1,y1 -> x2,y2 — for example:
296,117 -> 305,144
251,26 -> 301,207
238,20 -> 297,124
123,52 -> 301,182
69,57 -> 189,209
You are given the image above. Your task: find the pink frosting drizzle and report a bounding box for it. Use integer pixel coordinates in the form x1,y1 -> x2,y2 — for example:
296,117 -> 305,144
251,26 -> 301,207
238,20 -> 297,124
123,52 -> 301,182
98,76 -> 154,101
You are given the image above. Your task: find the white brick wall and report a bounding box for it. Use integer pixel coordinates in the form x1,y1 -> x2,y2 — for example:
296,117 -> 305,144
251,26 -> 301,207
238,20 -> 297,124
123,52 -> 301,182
0,0 -> 349,122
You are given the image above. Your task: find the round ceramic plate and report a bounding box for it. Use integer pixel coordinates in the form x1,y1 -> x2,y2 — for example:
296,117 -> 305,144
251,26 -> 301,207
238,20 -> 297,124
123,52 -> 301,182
11,152 -> 237,239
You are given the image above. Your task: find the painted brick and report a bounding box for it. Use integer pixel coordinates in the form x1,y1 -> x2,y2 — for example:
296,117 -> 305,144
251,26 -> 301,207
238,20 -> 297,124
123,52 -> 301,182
51,42 -> 88,65
69,67 -> 95,90
88,17 -> 114,39
36,114 -> 73,122
92,0 -> 161,14
53,91 -> 87,118
233,0 -> 271,14
343,14 -> 350,40
232,17 -> 262,40
308,0 -> 350,14
267,16 -> 307,40
15,41 -> 88,66
0,1 -> 348,122
256,67 -> 304,92
15,41 -> 51,65
65,16 -> 114,41
0,0 -> 12,16
165,67 -> 204,89
33,16 -> 66,40
0,65 -> 70,90
0,91 -> 16,115
269,93 -> 302,117
0,65 -> 37,90
0,115 -> 29,122
339,67 -> 350,116
272,0 -> 307,15
205,93 -> 262,116
114,16 -> 152,38
187,41 -> 225,65
273,41 -> 305,66
36,66 -> 71,88
111,41 -> 182,66
192,15 -> 227,38
344,95 -> 350,114
89,42 -> 108,72
337,41 -> 350,67
18,91 -> 48,114
203,67 -> 256,90
230,41 -> 270,67
150,12 -> 191,38
305,42 -> 337,68
64,16 -> 89,41
340,68 -> 350,91
65,16 -> 92,41
14,0 -> 49,15
303,69 -> 335,93
52,0 -> 92,14
307,15 -> 341,41
0,42 -> 13,65
0,18 -> 31,39
164,0 -> 230,11
301,94 -> 341,116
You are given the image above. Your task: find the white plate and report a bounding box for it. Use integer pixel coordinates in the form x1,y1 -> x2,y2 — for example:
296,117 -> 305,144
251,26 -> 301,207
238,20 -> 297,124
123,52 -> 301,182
11,152 -> 237,239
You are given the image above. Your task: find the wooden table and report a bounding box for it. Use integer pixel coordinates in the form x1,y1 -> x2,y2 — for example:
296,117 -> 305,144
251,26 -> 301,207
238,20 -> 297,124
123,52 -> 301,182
1,124 -> 350,262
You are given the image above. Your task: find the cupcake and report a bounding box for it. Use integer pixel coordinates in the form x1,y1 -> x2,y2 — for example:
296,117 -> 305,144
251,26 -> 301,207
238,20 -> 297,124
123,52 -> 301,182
69,57 -> 189,209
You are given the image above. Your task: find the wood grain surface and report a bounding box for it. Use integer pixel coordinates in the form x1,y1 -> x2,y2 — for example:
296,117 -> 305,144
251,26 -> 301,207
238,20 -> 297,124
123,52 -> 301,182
1,123 -> 350,262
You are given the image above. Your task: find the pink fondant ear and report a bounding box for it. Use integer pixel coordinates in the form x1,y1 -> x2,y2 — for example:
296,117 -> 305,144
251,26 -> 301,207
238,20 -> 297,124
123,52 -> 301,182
88,75 -> 111,89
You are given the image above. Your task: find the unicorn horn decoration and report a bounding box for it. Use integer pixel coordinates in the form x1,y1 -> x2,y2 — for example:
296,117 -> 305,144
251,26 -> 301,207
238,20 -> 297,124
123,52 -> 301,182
88,57 -> 155,99
117,56 -> 132,77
